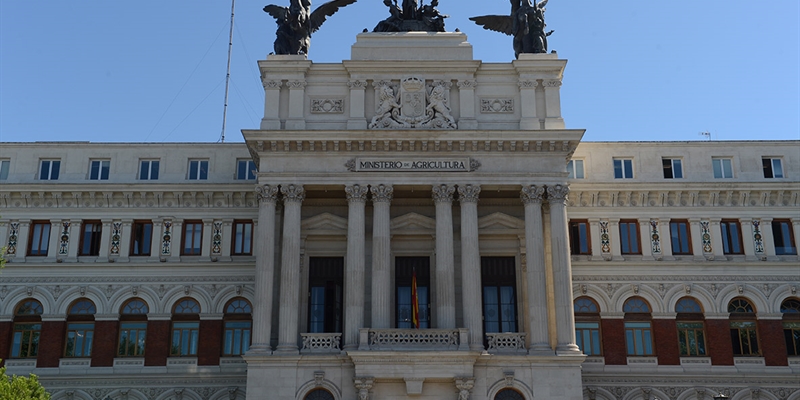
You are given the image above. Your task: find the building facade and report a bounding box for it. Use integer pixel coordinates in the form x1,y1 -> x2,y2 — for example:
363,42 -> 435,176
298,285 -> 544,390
1,33 -> 799,400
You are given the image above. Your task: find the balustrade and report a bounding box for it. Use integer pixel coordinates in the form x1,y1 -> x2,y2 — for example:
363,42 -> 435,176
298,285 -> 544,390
300,333 -> 342,353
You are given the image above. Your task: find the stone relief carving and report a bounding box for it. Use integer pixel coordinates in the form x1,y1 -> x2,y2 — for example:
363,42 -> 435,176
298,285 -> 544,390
370,184 -> 394,202
311,98 -> 344,113
481,98 -> 514,113
369,78 -> 457,129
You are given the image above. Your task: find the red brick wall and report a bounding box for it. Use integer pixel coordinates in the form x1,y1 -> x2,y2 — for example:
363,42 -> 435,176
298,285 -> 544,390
706,319 -> 734,365
91,321 -> 118,367
652,319 -> 680,365
198,319 -> 222,366
601,319 -> 627,365
759,320 -> 788,366
0,321 -> 12,366
37,321 -> 65,368
144,320 -> 170,366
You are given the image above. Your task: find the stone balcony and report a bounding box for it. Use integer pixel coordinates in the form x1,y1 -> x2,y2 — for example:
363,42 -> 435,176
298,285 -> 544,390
357,328 -> 469,351
300,333 -> 342,353
485,332 -> 527,354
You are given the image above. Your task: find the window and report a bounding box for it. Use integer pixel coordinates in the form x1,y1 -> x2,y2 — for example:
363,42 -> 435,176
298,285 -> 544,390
118,298 -> 149,357
80,221 -> 103,256
236,159 -> 257,180
728,298 -> 759,356
28,221 -> 51,256
619,220 -> 640,255
712,157 -> 733,179
182,220 -> 203,255
720,220 -> 743,255
675,297 -> 706,356
623,297 -> 654,356
396,257 -> 430,329
762,157 -> 784,178
88,160 -> 110,180
574,297 -> 602,356
662,158 -> 683,179
613,158 -> 633,179
772,220 -> 797,255
139,159 -> 160,180
171,298 -> 201,356
0,159 -> 9,180
304,389 -> 335,400
64,299 -> 96,357
568,220 -> 591,255
232,220 -> 253,255
39,159 -> 61,180
780,298 -> 800,356
495,388 -> 525,400
308,257 -> 344,333
188,159 -> 208,180
669,220 -> 692,255
11,299 -> 43,358
130,220 -> 153,256
567,159 -> 584,179
482,257 -> 518,334
223,298 -> 252,356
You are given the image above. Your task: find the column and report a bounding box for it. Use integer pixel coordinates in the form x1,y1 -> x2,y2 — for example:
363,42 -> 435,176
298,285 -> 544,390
276,184 -> 304,354
658,219 -> 674,260
521,185 -> 550,353
44,219 -> 61,262
432,184 -> 456,329
250,185 -> 279,354
347,79 -> 367,129
458,184 -> 482,351
638,218 -> 654,261
260,80 -> 282,130
344,184 -> 368,349
543,79 -> 565,129
547,184 -> 580,354
457,80 -> 477,129
688,218 -> 705,261
709,218 -> 726,260
201,218 -> 214,261
285,80 -> 306,130
370,184 -> 393,329
518,80 -> 538,130
739,218 -> 757,261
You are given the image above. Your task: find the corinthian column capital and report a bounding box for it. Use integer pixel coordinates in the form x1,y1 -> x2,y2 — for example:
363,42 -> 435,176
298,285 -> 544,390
280,184 -> 305,203
546,184 -> 570,204
370,184 -> 394,203
457,184 -> 481,203
432,184 -> 455,203
345,184 -> 369,203
255,184 -> 279,204
521,185 -> 546,204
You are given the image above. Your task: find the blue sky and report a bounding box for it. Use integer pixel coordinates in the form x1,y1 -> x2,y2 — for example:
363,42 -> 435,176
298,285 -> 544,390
1,1 -> 798,143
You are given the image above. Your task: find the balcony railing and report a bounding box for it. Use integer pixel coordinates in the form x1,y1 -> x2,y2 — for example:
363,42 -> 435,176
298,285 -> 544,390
485,332 -> 527,353
358,328 -> 469,351
300,333 -> 342,353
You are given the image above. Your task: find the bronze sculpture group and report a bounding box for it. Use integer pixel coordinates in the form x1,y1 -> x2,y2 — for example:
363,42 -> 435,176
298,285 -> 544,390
470,0 -> 553,58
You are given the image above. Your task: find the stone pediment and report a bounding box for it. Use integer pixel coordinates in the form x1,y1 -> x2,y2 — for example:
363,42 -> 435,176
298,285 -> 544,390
391,213 -> 435,235
301,212 -> 348,235
478,212 -> 524,233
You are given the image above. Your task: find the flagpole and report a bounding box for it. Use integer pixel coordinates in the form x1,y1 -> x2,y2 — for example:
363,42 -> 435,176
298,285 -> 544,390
412,267 -> 419,329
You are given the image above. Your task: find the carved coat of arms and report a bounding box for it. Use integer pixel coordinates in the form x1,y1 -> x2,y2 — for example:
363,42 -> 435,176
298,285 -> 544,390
369,77 -> 457,129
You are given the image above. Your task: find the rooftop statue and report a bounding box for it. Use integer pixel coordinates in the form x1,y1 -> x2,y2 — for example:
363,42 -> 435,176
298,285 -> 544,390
373,0 -> 448,32
264,0 -> 357,55
470,0 -> 554,59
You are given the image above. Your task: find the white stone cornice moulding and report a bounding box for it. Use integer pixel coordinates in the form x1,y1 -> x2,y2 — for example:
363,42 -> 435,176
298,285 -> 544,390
567,187 -> 800,209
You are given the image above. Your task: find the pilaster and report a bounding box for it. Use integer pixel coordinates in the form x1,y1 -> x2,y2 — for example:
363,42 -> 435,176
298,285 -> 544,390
793,218 -> 800,261
117,219 -> 133,262
638,218 -> 654,261
169,220 -> 183,262
709,218 -> 726,260
95,219 -> 113,262
518,80 -> 539,130
44,219 -> 61,263
347,79 -> 368,129
759,217 -> 779,260
286,80 -> 307,130
201,218 -> 214,261
739,218 -> 758,261
220,219 -> 234,261
260,80 -> 282,130
657,219 -> 675,261
11,220 -> 29,262
456,80 -> 477,129
543,79 -> 565,129
432,184 -> 456,329
688,218 -> 706,261
608,219 -> 623,261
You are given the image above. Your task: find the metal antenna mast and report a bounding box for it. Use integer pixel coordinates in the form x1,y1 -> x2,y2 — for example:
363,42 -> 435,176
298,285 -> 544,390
220,0 -> 236,143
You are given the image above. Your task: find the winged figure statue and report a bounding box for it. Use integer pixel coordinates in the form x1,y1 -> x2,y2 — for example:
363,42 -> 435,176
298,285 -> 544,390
470,0 -> 553,59
263,0 -> 357,55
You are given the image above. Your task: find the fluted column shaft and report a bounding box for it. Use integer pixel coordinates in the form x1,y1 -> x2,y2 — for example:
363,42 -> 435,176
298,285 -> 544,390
251,185 -> 278,353
458,185 -> 482,350
344,184 -> 368,349
433,184 -> 456,329
547,184 -> 581,354
521,185 -> 551,352
276,184 -> 304,354
371,184 -> 393,329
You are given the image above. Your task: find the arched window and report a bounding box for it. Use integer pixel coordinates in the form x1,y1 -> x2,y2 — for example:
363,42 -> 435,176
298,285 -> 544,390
223,298 -> 252,356
495,388 -> 525,400
780,298 -> 800,356
674,297 -> 706,356
623,297 -> 654,356
303,389 -> 334,400
573,297 -> 602,355
171,298 -> 200,356
11,299 -> 43,358
64,298 -> 96,357
118,298 -> 149,357
728,297 -> 759,356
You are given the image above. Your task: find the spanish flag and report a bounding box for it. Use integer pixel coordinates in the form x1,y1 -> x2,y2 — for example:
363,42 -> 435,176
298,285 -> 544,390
411,267 -> 419,329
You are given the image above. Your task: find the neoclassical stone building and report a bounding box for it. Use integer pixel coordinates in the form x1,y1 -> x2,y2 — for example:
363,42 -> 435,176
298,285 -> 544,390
0,33 -> 798,400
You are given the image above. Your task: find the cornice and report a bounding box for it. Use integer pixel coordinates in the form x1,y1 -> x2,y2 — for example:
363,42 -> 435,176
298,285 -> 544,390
566,187 -> 800,209
0,188 -> 257,210
573,275 -> 799,282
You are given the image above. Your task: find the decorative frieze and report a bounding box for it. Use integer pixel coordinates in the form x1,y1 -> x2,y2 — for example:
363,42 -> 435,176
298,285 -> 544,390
752,220 -> 765,255
211,221 -> 222,256
480,98 -> 514,113
161,220 -> 172,256
650,220 -> 662,255
599,221 -> 610,254
6,222 -> 18,255
700,221 -> 712,253
110,222 -> 122,255
310,98 -> 344,113
58,221 -> 70,256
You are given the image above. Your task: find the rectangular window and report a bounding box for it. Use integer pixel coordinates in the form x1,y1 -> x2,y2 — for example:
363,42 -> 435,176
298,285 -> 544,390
712,158 -> 733,179
118,322 -> 147,356
396,257 -> 430,329
567,159 -> 584,179
730,320 -> 760,356
619,220 -> 641,255
308,257 -> 344,333
613,158 -> 633,179
130,220 -> 153,256
0,159 -> 9,180
662,158 -> 683,179
139,160 -> 160,180
772,220 -> 797,255
64,322 -> 94,357
28,221 -> 51,256
170,321 -> 199,356
232,220 -> 253,255
223,321 -> 252,355
784,321 -> 800,356
762,157 -> 784,178
624,321 -> 654,355
677,321 -> 707,356
11,323 -> 41,358
39,159 -> 61,180
182,221 -> 203,255
89,160 -> 110,180
80,221 -> 103,256
569,220 -> 591,255
575,322 -> 601,355
481,257 -> 518,334
720,220 -> 743,255
236,159 -> 257,180
188,159 -> 208,180
669,220 -> 692,255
